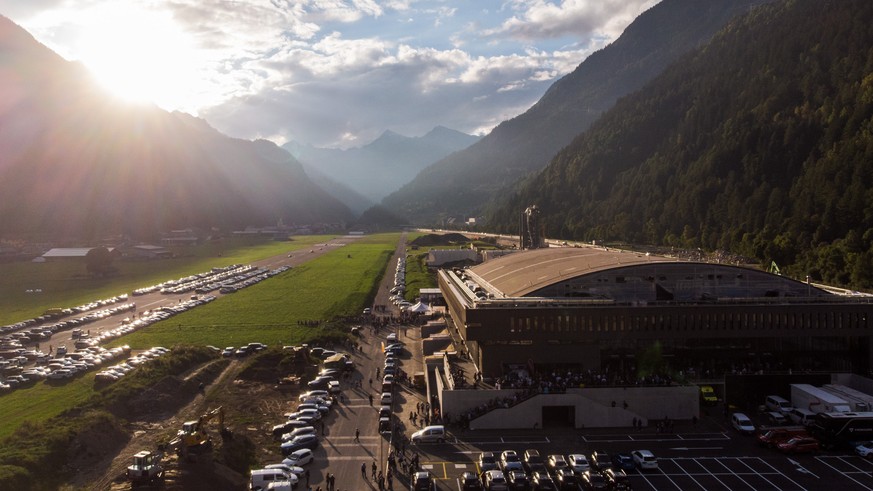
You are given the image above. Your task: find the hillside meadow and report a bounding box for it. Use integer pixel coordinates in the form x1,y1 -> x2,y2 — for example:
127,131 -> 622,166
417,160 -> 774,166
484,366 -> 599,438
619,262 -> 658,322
0,233 -> 399,439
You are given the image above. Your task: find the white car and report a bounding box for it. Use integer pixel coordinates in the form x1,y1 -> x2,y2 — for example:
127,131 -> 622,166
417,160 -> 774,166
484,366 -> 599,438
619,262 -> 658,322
631,450 -> 658,470
855,441 -> 873,458
264,463 -> 305,477
567,454 -> 590,473
282,448 -> 314,466
731,412 -> 756,434
381,392 -> 393,405
299,390 -> 329,402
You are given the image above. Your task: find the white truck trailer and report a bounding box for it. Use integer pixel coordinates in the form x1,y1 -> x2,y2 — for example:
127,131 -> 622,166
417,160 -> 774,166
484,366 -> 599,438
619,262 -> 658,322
790,384 -> 852,414
822,384 -> 873,412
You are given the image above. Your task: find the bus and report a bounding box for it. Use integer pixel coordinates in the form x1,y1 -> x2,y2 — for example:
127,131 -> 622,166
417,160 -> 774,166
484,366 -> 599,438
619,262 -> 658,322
809,411 -> 873,448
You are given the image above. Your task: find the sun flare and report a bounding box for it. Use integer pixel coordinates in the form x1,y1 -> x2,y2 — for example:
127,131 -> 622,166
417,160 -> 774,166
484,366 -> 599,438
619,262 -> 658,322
77,5 -> 200,109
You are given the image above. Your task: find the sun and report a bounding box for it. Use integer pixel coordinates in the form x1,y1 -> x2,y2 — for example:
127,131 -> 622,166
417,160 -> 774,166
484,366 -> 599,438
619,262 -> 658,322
77,5 -> 200,110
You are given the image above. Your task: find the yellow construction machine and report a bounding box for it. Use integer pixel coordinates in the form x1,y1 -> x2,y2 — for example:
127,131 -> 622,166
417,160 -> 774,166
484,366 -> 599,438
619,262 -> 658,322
169,406 -> 227,452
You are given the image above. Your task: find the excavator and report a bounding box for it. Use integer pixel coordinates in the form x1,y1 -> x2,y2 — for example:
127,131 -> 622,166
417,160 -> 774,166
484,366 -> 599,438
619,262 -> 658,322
127,407 -> 231,485
169,406 -> 228,452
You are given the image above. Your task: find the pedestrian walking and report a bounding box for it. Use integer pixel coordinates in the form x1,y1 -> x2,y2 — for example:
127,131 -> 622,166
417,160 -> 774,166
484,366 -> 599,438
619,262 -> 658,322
372,461 -> 377,481
361,462 -> 367,478
354,428 -> 360,442
369,394 -> 373,405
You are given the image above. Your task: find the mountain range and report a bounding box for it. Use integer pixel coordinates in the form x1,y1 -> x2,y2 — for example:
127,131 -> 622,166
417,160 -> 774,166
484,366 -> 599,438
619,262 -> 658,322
284,127 -> 479,213
381,0 -> 769,224
0,15 -> 352,241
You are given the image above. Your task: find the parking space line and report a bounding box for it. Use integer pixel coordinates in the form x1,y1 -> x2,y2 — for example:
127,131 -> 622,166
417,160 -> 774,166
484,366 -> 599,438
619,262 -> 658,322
421,462 -> 448,479
682,458 -> 732,490
720,457 -> 770,490
748,457 -> 809,491
816,457 -> 873,491
586,432 -> 730,443
672,458 -> 713,490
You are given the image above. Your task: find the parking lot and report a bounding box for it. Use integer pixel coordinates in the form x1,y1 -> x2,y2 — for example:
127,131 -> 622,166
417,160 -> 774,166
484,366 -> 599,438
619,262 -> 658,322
389,427 -> 873,491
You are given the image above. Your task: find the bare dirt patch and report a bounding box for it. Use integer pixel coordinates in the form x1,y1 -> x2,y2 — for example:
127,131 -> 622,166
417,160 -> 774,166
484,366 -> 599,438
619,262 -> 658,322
80,351 -> 311,491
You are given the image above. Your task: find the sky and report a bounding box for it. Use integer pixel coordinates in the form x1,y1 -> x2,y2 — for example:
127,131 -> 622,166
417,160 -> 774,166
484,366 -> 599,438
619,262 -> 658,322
2,0 -> 659,148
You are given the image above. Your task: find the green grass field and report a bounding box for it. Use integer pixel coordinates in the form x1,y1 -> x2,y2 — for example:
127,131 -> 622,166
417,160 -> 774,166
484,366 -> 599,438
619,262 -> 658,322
111,233 -> 398,348
0,235 -> 334,326
0,233 -> 399,440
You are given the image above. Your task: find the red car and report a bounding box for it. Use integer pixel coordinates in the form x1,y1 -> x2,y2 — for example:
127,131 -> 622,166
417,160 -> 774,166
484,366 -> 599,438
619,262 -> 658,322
777,437 -> 820,454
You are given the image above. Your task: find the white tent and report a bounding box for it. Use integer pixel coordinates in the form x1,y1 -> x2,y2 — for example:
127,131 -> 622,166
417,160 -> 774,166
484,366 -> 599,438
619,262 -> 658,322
408,302 -> 430,313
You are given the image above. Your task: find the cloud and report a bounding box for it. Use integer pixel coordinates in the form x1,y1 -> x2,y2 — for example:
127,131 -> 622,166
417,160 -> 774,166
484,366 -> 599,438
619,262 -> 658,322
6,0 -> 658,149
487,0 -> 659,41
201,36 -> 596,148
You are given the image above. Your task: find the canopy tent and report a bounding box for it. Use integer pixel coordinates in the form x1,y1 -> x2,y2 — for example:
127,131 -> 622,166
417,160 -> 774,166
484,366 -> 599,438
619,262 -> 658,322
408,302 -> 430,313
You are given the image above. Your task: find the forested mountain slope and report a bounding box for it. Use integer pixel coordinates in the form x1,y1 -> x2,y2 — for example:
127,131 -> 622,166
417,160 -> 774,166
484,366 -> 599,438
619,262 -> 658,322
382,0 -> 766,223
487,0 -> 873,288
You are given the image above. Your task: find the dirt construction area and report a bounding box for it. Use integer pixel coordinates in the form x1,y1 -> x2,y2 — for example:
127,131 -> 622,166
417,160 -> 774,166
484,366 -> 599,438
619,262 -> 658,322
77,347 -> 322,491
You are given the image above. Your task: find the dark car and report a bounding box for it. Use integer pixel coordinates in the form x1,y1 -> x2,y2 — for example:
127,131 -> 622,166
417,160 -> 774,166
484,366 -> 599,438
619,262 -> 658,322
531,471 -> 557,491
271,420 -> 309,438
500,450 -> 523,473
412,471 -> 435,490
307,375 -> 335,389
459,471 -> 484,490
611,453 -> 635,472
602,469 -> 631,490
580,470 -> 609,491
524,449 -> 546,474
506,469 -> 530,490
479,452 -> 499,472
589,451 -> 612,472
554,468 -> 579,490
279,434 -> 318,455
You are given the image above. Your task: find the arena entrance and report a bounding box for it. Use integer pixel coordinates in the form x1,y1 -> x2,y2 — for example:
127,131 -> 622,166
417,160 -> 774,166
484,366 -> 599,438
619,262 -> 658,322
542,405 -> 575,428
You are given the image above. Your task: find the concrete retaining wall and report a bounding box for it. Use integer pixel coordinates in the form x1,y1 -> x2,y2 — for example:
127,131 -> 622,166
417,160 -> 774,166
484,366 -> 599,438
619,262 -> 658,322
442,385 -> 699,430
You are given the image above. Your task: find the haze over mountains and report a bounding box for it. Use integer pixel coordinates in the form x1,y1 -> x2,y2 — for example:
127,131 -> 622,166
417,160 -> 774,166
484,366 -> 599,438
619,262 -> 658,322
284,127 -> 479,213
381,0 -> 769,224
0,15 -> 351,241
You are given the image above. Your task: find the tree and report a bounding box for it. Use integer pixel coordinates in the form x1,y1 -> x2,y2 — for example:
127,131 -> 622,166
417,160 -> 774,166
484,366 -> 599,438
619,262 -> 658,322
85,247 -> 115,277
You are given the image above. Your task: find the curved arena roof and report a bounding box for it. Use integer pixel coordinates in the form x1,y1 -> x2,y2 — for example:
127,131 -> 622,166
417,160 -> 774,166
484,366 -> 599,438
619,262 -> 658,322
469,247 -> 674,298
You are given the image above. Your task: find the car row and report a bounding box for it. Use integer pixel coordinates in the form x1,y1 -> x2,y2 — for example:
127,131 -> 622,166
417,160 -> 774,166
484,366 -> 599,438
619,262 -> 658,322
468,449 -> 656,490
0,293 -> 129,335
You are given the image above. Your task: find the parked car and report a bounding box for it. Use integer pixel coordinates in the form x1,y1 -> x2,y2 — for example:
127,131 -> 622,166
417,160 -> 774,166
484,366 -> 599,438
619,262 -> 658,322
500,450 -> 523,473
412,471 -> 435,490
530,471 -> 557,491
483,470 -> 509,491
505,469 -> 530,490
631,450 -> 658,470
589,451 -> 612,472
279,434 -> 319,455
547,454 -> 569,473
479,452 -> 499,472
579,470 -> 609,490
523,449 -> 546,474
602,469 -> 631,490
282,448 -> 314,466
459,471 -> 484,490
568,453 -> 590,474
554,468 -> 579,490
611,453 -> 635,472
731,412 -> 756,434
854,441 -> 873,458
777,437 -> 820,454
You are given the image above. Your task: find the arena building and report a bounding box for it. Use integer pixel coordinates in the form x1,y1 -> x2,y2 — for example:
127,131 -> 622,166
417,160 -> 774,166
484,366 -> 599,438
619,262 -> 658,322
438,246 -> 873,379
